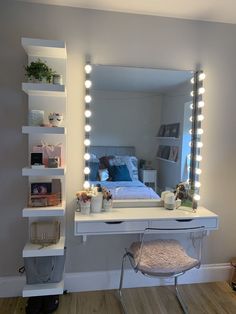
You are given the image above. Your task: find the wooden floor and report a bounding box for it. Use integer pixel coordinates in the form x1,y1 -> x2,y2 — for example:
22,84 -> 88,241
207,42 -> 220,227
0,282 -> 236,314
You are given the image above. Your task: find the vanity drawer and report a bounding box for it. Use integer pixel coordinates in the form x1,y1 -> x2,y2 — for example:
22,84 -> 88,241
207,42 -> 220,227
149,218 -> 218,230
75,220 -> 148,235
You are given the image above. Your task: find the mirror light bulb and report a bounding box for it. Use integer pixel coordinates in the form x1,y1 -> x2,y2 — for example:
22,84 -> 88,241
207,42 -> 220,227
84,167 -> 90,175
190,77 -> 195,84
195,181 -> 201,188
190,116 -> 193,122
197,142 -> 203,148
193,194 -> 201,201
85,80 -> 92,88
85,95 -> 92,103
85,64 -> 92,74
83,181 -> 90,189
197,128 -> 204,135
195,168 -> 202,175
196,155 -> 202,162
198,72 -> 206,81
190,103 -> 194,109
85,110 -> 92,118
198,87 -> 205,95
85,124 -> 91,132
197,114 -> 204,121
187,154 -> 191,160
198,101 -> 205,108
190,91 -> 194,97
84,153 -> 90,160
84,138 -> 91,146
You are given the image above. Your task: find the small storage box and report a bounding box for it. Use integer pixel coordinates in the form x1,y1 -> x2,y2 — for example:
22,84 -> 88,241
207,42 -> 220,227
30,221 -> 60,245
24,253 -> 65,284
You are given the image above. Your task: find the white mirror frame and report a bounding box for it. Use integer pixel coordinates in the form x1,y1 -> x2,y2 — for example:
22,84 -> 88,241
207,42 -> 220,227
82,63 -> 205,210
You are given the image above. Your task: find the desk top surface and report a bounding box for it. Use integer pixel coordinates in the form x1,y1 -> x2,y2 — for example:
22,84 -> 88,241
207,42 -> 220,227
74,206 -> 218,223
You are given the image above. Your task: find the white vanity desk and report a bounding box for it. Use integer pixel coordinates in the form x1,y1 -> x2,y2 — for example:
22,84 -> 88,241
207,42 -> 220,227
74,206 -> 219,236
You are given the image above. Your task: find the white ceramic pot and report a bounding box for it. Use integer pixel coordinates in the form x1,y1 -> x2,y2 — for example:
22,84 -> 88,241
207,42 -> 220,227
48,113 -> 63,127
103,199 -> 113,211
79,201 -> 90,215
91,194 -> 103,213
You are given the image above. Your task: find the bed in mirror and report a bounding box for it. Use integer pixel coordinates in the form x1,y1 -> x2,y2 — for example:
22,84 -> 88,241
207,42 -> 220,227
84,65 -> 197,208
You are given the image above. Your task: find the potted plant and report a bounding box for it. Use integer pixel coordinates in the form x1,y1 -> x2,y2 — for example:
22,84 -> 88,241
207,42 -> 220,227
76,191 -> 92,215
25,58 -> 55,83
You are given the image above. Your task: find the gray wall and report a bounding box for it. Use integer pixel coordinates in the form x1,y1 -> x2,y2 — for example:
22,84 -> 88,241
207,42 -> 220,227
0,1 -> 236,276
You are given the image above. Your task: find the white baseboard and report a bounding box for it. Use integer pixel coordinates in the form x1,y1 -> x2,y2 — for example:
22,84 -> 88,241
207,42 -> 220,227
0,263 -> 232,297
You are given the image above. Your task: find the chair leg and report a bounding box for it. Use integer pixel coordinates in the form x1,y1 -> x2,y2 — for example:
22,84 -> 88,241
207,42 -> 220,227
118,253 -> 129,314
174,276 -> 189,314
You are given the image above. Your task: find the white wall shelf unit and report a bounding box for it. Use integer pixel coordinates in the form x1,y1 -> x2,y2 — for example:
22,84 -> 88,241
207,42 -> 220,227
22,37 -> 66,59
23,201 -> 66,217
21,37 -> 67,298
22,167 -> 65,176
22,83 -> 66,97
22,126 -> 66,135
156,157 -> 177,163
23,236 -> 65,258
23,281 -> 64,298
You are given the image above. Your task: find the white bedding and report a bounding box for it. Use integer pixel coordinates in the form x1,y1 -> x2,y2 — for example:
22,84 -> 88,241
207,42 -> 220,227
90,180 -> 160,200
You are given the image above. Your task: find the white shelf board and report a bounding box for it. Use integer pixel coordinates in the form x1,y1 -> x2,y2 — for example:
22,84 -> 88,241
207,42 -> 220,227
23,201 -> 66,217
22,167 -> 65,176
23,280 -> 64,297
156,137 -> 180,140
22,37 -> 66,59
22,83 -> 66,97
156,157 -> 177,163
22,126 -> 66,134
23,236 -> 65,258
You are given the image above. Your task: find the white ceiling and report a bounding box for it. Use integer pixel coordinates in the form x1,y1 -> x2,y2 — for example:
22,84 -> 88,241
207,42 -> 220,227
21,0 -> 236,24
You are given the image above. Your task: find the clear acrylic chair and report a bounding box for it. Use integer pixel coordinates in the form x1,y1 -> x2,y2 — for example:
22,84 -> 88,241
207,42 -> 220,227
118,227 -> 206,314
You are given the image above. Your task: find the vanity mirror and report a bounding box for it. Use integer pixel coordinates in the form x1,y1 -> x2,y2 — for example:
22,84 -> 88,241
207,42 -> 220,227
83,64 -> 205,209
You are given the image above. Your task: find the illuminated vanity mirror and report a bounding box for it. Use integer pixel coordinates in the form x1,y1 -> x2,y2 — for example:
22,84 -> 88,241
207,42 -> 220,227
84,65 -> 204,208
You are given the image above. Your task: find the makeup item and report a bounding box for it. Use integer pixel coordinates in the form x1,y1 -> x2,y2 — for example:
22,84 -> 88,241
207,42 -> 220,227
53,74 -> 63,85
48,157 -> 60,168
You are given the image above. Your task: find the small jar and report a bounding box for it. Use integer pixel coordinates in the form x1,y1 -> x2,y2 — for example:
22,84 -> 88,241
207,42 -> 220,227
53,74 -> 63,85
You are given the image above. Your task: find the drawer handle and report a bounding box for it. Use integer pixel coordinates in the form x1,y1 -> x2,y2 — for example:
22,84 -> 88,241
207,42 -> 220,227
105,221 -> 123,224
176,219 -> 193,222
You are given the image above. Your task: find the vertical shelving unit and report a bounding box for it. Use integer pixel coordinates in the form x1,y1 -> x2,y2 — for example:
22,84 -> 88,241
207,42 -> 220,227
21,38 -> 67,297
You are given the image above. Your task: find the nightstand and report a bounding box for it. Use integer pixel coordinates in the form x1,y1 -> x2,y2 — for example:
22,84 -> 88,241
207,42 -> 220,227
140,169 -> 157,191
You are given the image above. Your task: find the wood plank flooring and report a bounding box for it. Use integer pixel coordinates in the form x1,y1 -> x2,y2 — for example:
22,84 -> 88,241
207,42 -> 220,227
0,282 -> 236,314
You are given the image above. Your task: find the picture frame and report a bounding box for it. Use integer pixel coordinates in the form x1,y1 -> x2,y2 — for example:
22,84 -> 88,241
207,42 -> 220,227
163,124 -> 172,137
169,146 -> 179,162
169,123 -> 180,138
31,182 -> 52,195
157,124 -> 166,137
157,145 -> 170,159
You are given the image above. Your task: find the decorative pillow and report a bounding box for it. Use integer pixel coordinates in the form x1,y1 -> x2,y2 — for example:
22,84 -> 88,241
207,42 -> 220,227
110,156 -> 138,181
98,169 -> 109,181
109,164 -> 132,181
88,161 -> 99,181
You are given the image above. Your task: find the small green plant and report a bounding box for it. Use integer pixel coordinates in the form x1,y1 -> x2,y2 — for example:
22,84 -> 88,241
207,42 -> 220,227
25,59 -> 55,83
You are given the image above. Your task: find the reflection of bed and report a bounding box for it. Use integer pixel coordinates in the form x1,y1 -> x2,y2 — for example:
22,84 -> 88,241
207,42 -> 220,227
90,146 -> 160,200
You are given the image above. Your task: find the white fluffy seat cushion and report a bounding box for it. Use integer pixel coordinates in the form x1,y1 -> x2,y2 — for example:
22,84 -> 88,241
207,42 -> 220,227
129,239 -> 199,276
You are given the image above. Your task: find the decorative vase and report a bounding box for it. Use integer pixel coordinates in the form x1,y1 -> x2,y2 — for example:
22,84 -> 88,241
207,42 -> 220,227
79,201 -> 90,215
90,194 -> 103,213
103,199 -> 113,211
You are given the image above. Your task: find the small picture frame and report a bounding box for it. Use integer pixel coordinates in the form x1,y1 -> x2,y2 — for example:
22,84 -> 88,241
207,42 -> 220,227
169,146 -> 179,162
31,182 -> 52,195
157,125 -> 166,137
164,125 -> 172,137
157,145 -> 170,159
169,123 -> 180,138
31,153 -> 43,166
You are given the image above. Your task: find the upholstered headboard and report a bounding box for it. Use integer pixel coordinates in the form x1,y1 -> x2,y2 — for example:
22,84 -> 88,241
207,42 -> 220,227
90,146 -> 136,158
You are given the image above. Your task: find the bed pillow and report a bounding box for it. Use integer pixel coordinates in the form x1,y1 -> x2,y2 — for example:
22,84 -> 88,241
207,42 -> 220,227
98,169 -> 109,181
109,164 -> 132,181
88,161 -> 99,181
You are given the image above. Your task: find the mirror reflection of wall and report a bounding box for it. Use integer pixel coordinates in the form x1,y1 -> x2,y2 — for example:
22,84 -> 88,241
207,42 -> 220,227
89,65 -> 192,195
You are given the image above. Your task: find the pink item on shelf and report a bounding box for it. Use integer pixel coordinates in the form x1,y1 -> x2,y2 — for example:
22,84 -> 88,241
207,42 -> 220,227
32,142 -> 63,167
